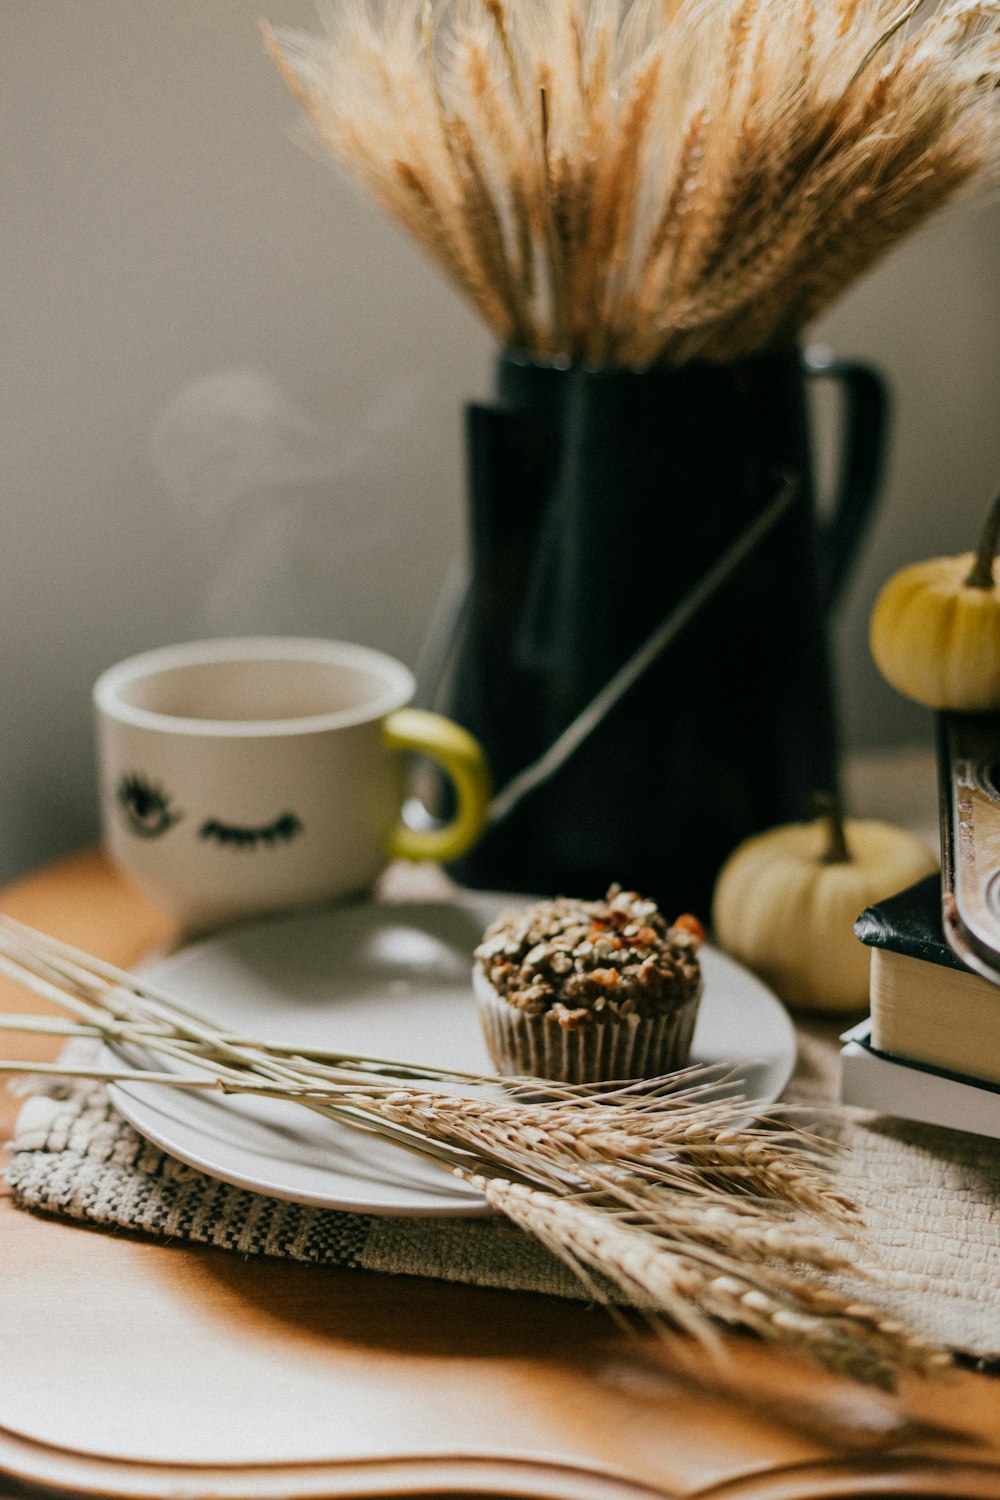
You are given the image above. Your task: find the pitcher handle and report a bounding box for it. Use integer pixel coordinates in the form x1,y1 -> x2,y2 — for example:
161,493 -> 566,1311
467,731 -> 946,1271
803,345 -> 890,612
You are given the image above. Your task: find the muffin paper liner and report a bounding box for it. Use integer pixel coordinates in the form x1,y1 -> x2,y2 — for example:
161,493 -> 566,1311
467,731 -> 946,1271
474,970 -> 702,1083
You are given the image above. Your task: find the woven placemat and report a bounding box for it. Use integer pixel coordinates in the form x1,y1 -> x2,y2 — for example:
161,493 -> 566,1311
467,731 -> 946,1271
8,1024 -> 1000,1359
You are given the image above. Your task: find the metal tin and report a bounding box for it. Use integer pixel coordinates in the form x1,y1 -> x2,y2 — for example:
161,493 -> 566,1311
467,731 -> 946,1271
937,712 -> 1000,984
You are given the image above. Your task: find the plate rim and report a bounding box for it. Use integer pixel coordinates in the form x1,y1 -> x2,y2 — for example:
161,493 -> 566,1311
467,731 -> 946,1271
108,895 -> 796,1218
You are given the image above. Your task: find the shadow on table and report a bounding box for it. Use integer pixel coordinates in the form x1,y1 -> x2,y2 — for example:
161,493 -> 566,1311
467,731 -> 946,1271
183,1244 -> 984,1460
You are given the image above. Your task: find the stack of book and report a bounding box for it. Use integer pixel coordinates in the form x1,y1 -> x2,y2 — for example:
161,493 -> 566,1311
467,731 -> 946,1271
843,874 -> 1000,1139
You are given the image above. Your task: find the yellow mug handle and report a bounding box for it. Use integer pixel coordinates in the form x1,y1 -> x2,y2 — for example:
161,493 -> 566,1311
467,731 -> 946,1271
383,708 -> 491,863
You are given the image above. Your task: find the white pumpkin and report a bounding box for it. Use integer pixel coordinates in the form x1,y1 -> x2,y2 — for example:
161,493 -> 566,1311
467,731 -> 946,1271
711,800 -> 937,1014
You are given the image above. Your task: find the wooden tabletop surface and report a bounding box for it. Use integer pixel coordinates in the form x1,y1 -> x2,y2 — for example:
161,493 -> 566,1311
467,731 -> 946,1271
1,850 -> 999,1500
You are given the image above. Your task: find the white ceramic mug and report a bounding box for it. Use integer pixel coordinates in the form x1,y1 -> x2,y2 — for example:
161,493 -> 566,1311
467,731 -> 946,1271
94,637 -> 490,933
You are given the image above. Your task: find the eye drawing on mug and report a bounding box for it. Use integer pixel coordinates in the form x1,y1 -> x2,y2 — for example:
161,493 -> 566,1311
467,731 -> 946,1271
199,813 -> 304,850
117,772 -> 183,839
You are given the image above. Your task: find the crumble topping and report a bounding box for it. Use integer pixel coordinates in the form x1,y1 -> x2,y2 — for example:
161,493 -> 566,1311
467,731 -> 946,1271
475,885 -> 702,1030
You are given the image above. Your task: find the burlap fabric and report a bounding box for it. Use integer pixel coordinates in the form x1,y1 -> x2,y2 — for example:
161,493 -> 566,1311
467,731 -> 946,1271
8,1019 -> 1000,1360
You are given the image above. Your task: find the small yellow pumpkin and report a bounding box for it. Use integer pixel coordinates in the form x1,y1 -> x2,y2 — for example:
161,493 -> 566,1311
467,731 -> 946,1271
711,798 -> 937,1015
869,490 -> 1000,710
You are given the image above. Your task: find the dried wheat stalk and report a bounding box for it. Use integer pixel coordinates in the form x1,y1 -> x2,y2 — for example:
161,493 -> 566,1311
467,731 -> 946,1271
260,0 -> 1000,367
0,915 -> 951,1388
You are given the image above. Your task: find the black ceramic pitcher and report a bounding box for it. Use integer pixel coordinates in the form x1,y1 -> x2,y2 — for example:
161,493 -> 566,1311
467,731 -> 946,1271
445,346 -> 887,917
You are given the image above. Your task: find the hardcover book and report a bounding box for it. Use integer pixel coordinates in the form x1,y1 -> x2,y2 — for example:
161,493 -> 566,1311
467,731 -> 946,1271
853,873 -> 1000,1089
841,1021 -> 1000,1141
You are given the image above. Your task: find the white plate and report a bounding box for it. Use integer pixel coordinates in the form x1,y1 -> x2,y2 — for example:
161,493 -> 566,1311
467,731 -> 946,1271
108,897 -> 796,1217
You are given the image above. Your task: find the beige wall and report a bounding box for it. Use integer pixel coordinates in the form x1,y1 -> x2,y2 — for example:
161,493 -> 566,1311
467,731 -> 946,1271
3,3 -> 999,881
819,200 -> 1000,754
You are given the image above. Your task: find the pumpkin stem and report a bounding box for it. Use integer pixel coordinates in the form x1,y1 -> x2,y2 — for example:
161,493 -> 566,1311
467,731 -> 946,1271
964,490 -> 1000,590
813,792 -> 851,864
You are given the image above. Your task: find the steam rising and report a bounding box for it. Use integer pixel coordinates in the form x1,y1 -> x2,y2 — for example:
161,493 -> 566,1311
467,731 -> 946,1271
149,366 -> 423,635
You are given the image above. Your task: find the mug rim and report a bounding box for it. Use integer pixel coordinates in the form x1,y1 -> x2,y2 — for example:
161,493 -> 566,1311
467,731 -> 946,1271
93,636 -> 415,738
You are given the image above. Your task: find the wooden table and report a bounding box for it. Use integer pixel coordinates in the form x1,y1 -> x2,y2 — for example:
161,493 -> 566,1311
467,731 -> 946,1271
1,850 -> 1000,1500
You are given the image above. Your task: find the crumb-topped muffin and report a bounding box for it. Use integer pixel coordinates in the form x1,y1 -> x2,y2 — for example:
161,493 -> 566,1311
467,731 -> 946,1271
473,885 -> 703,1083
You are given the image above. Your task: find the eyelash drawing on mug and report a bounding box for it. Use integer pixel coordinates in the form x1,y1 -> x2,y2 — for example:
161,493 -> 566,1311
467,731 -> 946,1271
117,772 -> 183,839
199,813 -> 304,850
